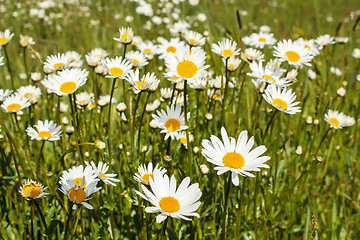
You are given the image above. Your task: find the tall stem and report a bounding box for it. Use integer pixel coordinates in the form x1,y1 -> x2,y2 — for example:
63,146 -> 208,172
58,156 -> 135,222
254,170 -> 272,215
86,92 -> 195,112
183,80 -> 192,178
30,203 -> 34,240
313,128 -> 331,156
221,173 -> 232,240
23,47 -> 29,83
137,92 -> 151,155
263,110 -> 278,140
36,141 -> 45,180
3,46 -> 14,88
64,205 -> 74,239
254,173 -> 260,239
69,94 -> 84,163
221,58 -> 229,122
107,78 -> 117,161
34,200 -> 48,231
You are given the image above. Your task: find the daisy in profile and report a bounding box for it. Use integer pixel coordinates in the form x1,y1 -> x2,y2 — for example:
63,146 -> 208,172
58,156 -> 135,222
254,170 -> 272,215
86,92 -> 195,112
1,94 -> 31,114
152,104 -> 188,140
26,120 -> 62,141
0,89 -> 13,103
17,85 -> 42,104
59,165 -> 101,210
136,173 -> 202,223
315,34 -> 335,50
76,92 -> 92,107
66,51 -> 84,68
85,48 -> 109,67
137,41 -> 158,59
19,35 -> 35,47
114,27 -> 133,44
134,162 -> 167,185
201,127 -> 270,186
241,48 -> 265,63
176,131 -> 193,148
86,161 -> 120,186
273,39 -> 313,67
0,29 -> 14,46
352,48 -> 360,59
324,110 -> 346,129
170,20 -> 190,36
157,38 -> 185,59
212,39 -> 240,59
44,53 -> 70,71
344,115 -> 355,127
242,32 -> 276,49
294,38 -> 320,56
126,50 -> 148,69
262,85 -> 301,114
19,179 -> 49,200
223,57 -> 242,72
164,46 -> 208,83
42,68 -> 89,96
247,61 -> 291,87
126,69 -> 160,94
102,56 -> 132,79
184,30 -> 206,47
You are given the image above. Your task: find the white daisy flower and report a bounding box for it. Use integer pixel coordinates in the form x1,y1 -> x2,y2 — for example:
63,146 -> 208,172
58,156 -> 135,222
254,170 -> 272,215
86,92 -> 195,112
152,104 -> 188,140
0,89 -> 13,102
273,39 -> 314,67
201,127 -> 270,186
136,173 -> 202,223
176,131 -> 193,148
19,179 -> 49,200
0,29 -> 14,46
315,34 -> 335,50
170,20 -> 190,36
343,115 -> 355,127
17,85 -> 42,104
1,94 -> 31,114
352,48 -> 360,59
212,39 -> 241,59
241,48 -> 265,63
65,51 -> 84,68
126,50 -> 149,69
44,53 -> 70,71
76,92 -> 93,107
263,85 -> 301,114
85,48 -> 109,67
101,56 -> 132,79
137,41 -> 158,59
247,61 -> 291,87
126,69 -> 160,94
223,57 -> 242,72
20,35 -> 35,47
160,87 -> 176,100
42,68 -> 89,96
164,46 -> 209,83
85,161 -> 120,186
113,27 -> 134,44
294,38 -> 320,56
208,75 -> 236,89
324,110 -> 347,129
134,162 -> 167,185
184,30 -> 206,47
157,38 -> 185,59
59,165 -> 101,210
25,120 -> 62,141
242,32 -> 276,49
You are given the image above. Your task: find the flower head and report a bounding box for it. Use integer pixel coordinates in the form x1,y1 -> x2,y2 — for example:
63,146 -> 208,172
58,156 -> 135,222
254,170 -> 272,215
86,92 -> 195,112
86,161 -> 120,186
263,85 -> 301,114
134,162 -> 167,185
19,179 -> 49,200
26,120 -> 62,141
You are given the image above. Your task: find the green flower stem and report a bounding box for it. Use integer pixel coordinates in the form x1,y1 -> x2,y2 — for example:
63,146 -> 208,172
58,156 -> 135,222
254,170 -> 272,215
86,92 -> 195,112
183,80 -> 192,178
137,91 -> 151,155
34,199 -> 48,231
23,47 -> 29,83
68,94 -> 84,163
36,141 -> 45,180
221,58 -> 230,122
3,45 -> 14,88
221,173 -> 232,240
64,205 -> 74,239
107,78 -> 117,162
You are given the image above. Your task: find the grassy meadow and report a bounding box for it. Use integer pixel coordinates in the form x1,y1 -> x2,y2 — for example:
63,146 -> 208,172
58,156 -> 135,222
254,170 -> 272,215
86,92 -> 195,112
0,0 -> 359,239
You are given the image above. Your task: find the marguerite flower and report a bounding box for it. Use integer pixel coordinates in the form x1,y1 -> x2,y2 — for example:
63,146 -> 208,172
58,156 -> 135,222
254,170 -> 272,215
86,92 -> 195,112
25,120 -> 62,141
85,48 -> 108,67
241,48 -> 265,63
242,32 -> 276,49
294,38 -> 320,56
324,110 -> 346,129
134,162 -> 167,185
212,39 -> 240,59
1,94 -> 31,114
164,46 -> 208,83
157,38 -> 185,59
126,50 -> 148,69
201,127 -> 270,186
0,29 -> 14,46
176,131 -> 193,148
59,165 -> 101,210
126,69 -> 160,94
263,85 -> 301,114
76,92 -> 92,107
152,104 -> 188,140
102,56 -> 132,79
86,161 -> 120,186
17,85 -> 42,104
184,30 -> 206,46
19,179 -> 49,200
42,68 -> 89,96
315,34 -> 335,50
20,35 -> 35,47
66,51 -> 84,68
0,89 -> 13,103
137,41 -> 158,59
352,48 -> 360,59
113,27 -> 134,44
247,61 -> 291,87
136,173 -> 202,223
223,57 -> 242,72
273,39 -> 313,67
44,53 -> 70,71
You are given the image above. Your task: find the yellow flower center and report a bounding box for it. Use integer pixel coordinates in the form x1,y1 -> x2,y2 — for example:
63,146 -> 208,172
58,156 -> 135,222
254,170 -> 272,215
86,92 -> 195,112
166,46 -> 176,53
171,77 -> 179,81
89,103 -> 96,108
176,60 -> 197,78
53,63 -> 65,70
180,137 -> 187,144
328,118 -> 340,127
143,48 -> 152,54
94,54 -> 103,59
0,37 -> 8,44
109,67 -> 124,77
24,93 -> 34,98
60,82 -> 77,94
131,58 -> 140,64
165,119 -> 181,132
121,34 -> 130,41
213,93 -> 221,100
189,39 -> 198,45
135,81 -> 149,90
223,152 -> 245,169
272,98 -> 288,110
285,51 -> 300,62
23,183 -> 42,198
221,49 -> 233,58
159,196 -> 180,213
258,37 -> 266,42
68,187 -> 86,203
228,64 -> 235,71
73,177 -> 87,187
38,131 -> 52,139
99,172 -> 106,179
6,103 -> 21,112
141,173 -> 154,184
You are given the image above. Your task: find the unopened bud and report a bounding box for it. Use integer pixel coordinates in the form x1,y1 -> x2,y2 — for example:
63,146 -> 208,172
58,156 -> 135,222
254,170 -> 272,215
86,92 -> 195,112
200,164 -> 209,174
95,140 -> 106,150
